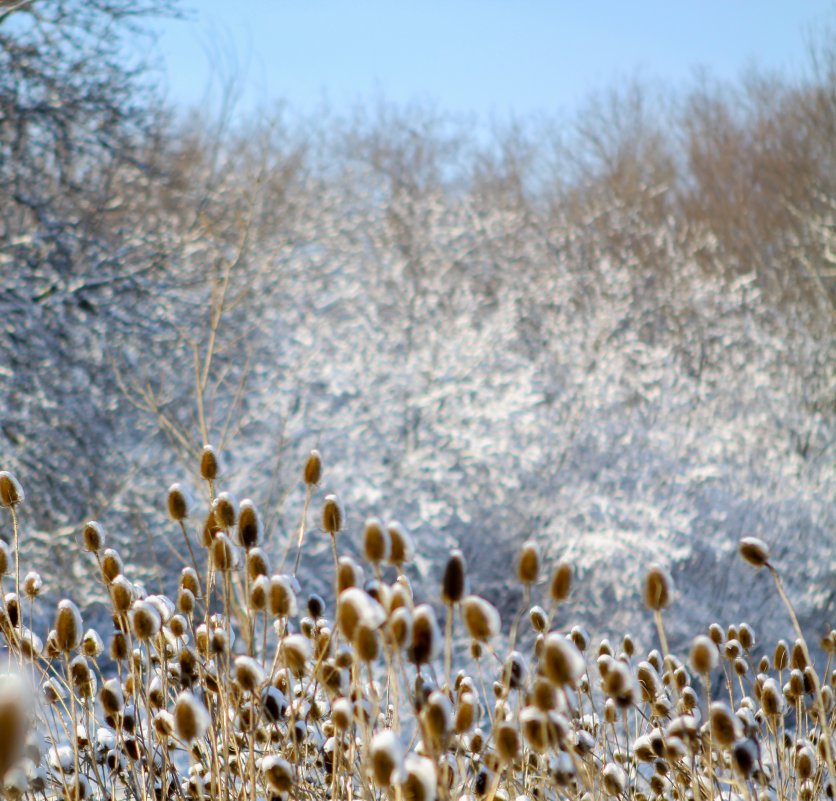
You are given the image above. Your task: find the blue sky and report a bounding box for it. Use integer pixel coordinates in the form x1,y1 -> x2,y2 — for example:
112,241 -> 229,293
152,1 -> 834,121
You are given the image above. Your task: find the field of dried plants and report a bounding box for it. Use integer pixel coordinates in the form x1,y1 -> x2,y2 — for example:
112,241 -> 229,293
0,457 -> 833,801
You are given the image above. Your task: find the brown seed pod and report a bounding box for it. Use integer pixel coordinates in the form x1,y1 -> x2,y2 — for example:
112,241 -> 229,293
461,595 -> 501,642
303,450 -> 322,486
322,495 -> 343,535
542,633 -> 585,687
213,492 -> 238,529
739,537 -> 769,568
517,541 -> 540,584
409,604 -> 440,665
529,605 -> 548,632
167,483 -> 192,521
249,575 -> 270,612
0,472 -> 24,508
363,517 -> 390,564
550,561 -> 572,603
269,575 -> 298,618
709,702 -> 740,747
370,730 -> 402,787
55,599 -> 83,653
237,499 -> 262,549
177,587 -> 195,616
354,623 -> 380,663
109,632 -> 128,662
387,522 -> 414,567
0,541 -> 9,576
211,534 -> 238,571
200,446 -> 219,481
99,679 -> 124,716
643,564 -> 673,611
131,601 -> 161,641
441,550 -> 466,605
110,576 -> 134,614
82,522 -> 105,553
263,755 -> 294,793
100,549 -> 123,584
174,691 -> 209,743
689,635 -> 719,675
246,547 -> 271,580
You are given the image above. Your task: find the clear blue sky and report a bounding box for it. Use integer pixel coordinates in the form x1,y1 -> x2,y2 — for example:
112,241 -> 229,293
152,1 -> 835,121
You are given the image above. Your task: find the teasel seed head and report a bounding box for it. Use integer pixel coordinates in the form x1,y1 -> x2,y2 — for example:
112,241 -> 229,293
55,599 -> 83,653
262,755 -> 293,793
99,679 -> 124,716
211,533 -> 238,571
759,678 -> 784,716
280,634 -> 311,676
528,605 -> 547,633
401,754 -> 436,801
0,674 -> 30,778
22,571 -> 42,599
542,633 -> 585,687
100,549 -> 123,584
201,511 -> 221,547
731,738 -> 757,778
517,541 -> 540,585
370,729 -> 403,786
303,450 -> 322,486
739,537 -> 770,568
550,561 -> 572,603
174,691 -> 210,743
643,564 -> 673,611
249,575 -> 270,612
246,547 -> 271,580
82,627 -> 104,658
387,521 -> 414,567
461,595 -> 501,642
109,631 -> 128,662
167,483 -> 192,522
234,656 -> 264,693
0,472 -> 24,508
602,763 -> 626,796
363,517 -> 390,564
441,549 -> 467,605
131,601 -> 161,641
337,556 -> 363,592
710,702 -> 740,747
355,623 -> 380,663
82,521 -> 105,553
237,499 -> 262,549
773,639 -> 789,670
213,492 -> 238,529
409,604 -> 441,665
689,635 -> 719,675
321,494 -> 343,536
269,575 -> 298,617
177,587 -> 195,616
200,446 -> 219,481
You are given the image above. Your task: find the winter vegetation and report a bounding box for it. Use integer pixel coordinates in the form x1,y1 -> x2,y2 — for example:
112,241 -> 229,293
0,1 -> 834,799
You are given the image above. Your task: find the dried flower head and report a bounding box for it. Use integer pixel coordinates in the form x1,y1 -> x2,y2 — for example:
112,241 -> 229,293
387,522 -> 414,567
322,494 -> 343,535
689,635 -> 719,675
441,550 -> 466,605
370,729 -> 403,786
304,450 -> 322,486
517,540 -> 540,584
363,517 -> 390,564
200,445 -> 219,481
237,499 -> 262,549
167,483 -> 192,521
542,634 -> 585,687
550,561 -> 572,603
643,564 -> 673,610
462,595 -> 501,642
0,472 -> 24,507
55,599 -> 83,653
739,537 -> 770,568
174,691 -> 210,743
81,521 -> 105,553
